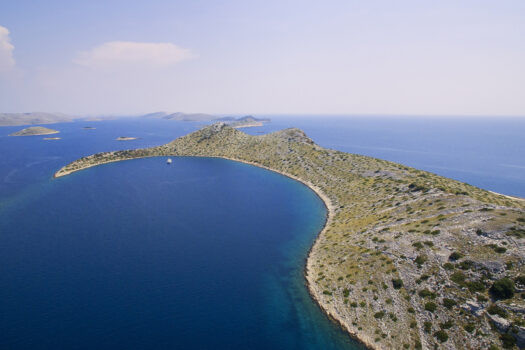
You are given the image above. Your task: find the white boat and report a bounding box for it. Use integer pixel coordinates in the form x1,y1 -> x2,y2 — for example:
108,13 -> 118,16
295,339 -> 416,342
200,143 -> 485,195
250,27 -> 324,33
167,158 -> 172,164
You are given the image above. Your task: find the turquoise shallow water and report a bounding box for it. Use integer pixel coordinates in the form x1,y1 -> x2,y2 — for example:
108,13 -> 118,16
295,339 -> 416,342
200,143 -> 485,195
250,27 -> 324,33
0,151 -> 362,349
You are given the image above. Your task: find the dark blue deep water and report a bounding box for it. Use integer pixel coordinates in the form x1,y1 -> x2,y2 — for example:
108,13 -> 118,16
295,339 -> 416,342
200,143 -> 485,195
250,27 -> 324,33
0,119 -> 361,350
0,116 -> 523,349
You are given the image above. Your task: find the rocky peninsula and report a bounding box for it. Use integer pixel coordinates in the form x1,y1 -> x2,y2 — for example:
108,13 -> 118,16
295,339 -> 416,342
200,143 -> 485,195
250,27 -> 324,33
55,123 -> 525,350
10,126 -> 60,136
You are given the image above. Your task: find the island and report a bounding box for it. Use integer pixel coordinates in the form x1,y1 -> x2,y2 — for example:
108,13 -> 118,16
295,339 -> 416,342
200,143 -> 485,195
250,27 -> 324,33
116,137 -> 138,141
10,126 -> 60,136
141,112 -> 271,127
43,137 -> 61,140
0,112 -> 73,126
217,115 -> 271,128
54,123 -> 525,350
83,126 -> 96,129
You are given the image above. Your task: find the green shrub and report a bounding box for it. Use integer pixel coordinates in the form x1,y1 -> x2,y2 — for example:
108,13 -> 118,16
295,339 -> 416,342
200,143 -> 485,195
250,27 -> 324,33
442,298 -> 457,309
424,302 -> 437,312
464,323 -> 475,333
500,333 -> 516,349
423,321 -> 432,333
449,252 -> 462,261
374,311 -> 385,319
392,278 -> 403,289
323,290 -> 332,296
434,330 -> 448,343
487,304 -> 507,318
440,320 -> 454,329
494,246 -> 507,254
412,242 -> 423,249
450,271 -> 466,284
467,280 -> 486,293
418,289 -> 436,298
343,288 -> 350,297
443,262 -> 455,270
414,255 -> 427,266
490,278 -> 515,300
459,260 -> 474,270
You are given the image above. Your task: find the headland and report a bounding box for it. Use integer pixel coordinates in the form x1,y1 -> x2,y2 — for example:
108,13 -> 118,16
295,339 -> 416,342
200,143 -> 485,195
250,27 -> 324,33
54,123 -> 525,350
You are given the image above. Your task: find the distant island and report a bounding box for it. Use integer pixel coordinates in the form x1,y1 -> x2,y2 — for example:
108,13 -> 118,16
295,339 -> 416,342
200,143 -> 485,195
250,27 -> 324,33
141,111 -> 271,126
216,115 -> 271,128
10,126 -> 60,136
142,111 -> 217,122
116,136 -> 137,141
83,126 -> 96,129
0,112 -> 73,127
54,124 -> 525,350
43,137 -> 61,140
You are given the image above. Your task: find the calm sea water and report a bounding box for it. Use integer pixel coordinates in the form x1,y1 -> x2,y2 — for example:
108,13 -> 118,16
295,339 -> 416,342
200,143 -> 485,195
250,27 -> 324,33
0,119 -> 361,350
0,116 -> 523,349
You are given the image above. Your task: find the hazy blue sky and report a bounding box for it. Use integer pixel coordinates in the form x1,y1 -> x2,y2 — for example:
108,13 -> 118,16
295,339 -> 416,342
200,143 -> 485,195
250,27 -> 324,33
1,0 -> 524,116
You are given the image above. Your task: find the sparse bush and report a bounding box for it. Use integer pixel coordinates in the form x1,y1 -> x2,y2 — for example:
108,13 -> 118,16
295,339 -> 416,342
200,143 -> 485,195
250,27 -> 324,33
467,280 -> 486,293
414,255 -> 427,266
449,251 -> 462,261
443,298 -> 457,309
392,278 -> 403,289
459,260 -> 474,270
490,278 -> 515,300
418,289 -> 436,298
443,262 -> 455,270
412,242 -> 423,249
423,321 -> 432,333
440,320 -> 454,329
464,323 -> 475,333
424,302 -> 437,312
374,311 -> 385,319
450,271 -> 466,284
500,333 -> 516,349
434,330 -> 449,343
487,304 -> 507,318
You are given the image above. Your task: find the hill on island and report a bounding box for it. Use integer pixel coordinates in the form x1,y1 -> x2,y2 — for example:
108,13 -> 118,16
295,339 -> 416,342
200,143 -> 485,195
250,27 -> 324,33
141,112 -> 270,126
9,126 -> 60,136
55,123 -> 525,350
0,112 -> 73,127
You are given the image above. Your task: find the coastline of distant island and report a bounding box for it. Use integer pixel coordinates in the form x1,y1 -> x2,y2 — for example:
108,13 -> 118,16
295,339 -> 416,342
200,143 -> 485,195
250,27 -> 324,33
116,136 -> 138,141
9,126 -> 60,136
54,123 -> 525,350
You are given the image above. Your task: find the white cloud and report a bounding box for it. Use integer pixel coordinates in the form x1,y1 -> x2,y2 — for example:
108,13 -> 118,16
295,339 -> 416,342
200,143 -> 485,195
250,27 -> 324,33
74,41 -> 196,69
0,25 -> 15,72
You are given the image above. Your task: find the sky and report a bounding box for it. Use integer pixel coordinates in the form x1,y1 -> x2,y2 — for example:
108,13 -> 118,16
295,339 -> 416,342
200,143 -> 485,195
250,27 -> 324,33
1,0 -> 524,116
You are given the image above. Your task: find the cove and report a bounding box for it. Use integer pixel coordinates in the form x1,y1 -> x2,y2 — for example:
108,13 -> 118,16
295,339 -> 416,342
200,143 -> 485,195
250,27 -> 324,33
0,157 -> 363,350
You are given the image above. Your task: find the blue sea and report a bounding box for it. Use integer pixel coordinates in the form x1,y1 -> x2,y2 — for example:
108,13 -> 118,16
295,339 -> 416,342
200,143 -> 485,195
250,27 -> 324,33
0,116 -> 523,349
